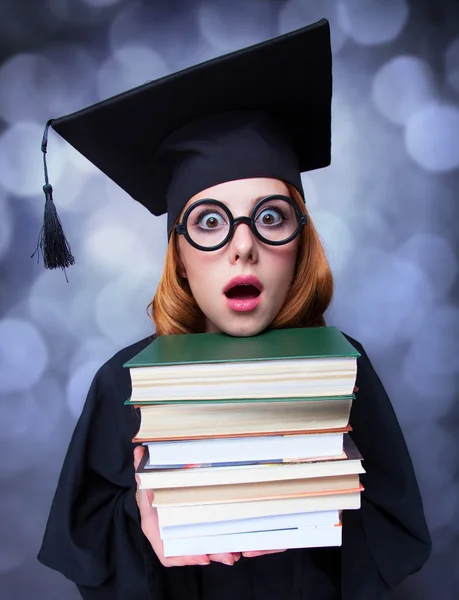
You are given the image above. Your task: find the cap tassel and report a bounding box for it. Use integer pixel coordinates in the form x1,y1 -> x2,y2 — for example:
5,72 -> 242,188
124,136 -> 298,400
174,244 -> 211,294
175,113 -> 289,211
31,119 -> 75,276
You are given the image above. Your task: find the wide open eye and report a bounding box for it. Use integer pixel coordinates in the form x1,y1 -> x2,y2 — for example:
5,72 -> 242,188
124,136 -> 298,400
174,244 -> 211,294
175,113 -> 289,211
192,207 -> 228,231
254,198 -> 298,243
185,203 -> 231,248
255,206 -> 285,227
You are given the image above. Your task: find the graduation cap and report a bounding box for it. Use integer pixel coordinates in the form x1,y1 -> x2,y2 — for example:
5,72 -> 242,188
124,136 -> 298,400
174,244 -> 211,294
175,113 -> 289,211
33,18 -> 332,273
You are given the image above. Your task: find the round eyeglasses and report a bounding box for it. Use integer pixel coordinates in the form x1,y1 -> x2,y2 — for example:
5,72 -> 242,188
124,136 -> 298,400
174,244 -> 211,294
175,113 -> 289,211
175,194 -> 307,251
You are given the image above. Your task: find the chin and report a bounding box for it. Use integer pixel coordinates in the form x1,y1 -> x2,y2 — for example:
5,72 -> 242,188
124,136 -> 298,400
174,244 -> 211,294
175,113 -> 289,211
214,316 -> 271,338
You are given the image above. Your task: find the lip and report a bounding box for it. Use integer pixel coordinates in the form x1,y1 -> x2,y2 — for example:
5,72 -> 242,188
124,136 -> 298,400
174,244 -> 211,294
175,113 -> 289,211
225,295 -> 261,312
223,275 -> 263,313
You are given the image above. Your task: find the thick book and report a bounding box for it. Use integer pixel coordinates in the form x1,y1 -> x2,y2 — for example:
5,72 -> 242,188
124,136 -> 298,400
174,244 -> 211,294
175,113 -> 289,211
157,489 -> 363,527
124,326 -> 360,402
162,523 -> 342,557
142,429 -> 349,466
151,474 -> 362,507
136,435 -> 364,489
160,509 -> 340,539
130,395 -> 353,441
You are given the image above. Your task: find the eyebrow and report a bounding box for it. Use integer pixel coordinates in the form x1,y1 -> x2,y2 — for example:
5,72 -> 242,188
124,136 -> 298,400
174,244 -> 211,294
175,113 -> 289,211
216,194 -> 277,208
252,195 -> 270,205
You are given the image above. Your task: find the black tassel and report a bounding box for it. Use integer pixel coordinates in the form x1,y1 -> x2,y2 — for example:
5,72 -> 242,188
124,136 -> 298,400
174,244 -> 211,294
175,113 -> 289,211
31,119 -> 75,277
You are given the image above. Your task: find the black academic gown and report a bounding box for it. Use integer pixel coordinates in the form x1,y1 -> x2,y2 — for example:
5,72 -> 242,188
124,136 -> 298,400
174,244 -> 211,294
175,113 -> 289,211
38,333 -> 432,600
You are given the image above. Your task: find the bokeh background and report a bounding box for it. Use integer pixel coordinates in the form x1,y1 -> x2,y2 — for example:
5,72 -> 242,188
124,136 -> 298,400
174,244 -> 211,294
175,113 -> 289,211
0,0 -> 458,598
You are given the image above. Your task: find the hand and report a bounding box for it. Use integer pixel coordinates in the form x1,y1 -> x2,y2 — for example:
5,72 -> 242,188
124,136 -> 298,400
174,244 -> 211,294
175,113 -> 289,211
134,446 -> 241,567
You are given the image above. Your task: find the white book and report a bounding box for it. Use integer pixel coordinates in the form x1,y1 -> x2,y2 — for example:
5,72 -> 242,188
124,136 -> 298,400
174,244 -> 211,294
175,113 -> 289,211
157,490 -> 361,527
130,356 -> 356,383
160,509 -> 339,539
130,357 -> 357,402
152,474 -> 360,507
137,436 -> 364,489
131,369 -> 355,401
146,431 -> 344,466
163,524 -> 342,557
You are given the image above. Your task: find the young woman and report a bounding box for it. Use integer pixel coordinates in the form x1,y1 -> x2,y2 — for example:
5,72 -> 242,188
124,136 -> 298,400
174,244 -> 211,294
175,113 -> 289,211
37,19 -> 431,600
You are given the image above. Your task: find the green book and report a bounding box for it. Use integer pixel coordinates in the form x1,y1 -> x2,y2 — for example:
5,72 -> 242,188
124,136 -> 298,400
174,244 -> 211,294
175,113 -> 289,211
124,326 -> 360,369
124,394 -> 356,406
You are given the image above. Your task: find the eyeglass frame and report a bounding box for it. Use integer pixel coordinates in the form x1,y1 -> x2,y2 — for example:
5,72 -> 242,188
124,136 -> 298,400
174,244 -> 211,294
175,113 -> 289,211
175,194 -> 308,252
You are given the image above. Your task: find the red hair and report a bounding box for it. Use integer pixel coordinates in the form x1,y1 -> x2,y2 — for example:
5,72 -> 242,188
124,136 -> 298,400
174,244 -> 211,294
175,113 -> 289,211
148,184 -> 334,335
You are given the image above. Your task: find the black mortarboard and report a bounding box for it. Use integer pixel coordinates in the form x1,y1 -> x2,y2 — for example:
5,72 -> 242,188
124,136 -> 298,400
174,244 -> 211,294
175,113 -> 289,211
34,18 -> 332,272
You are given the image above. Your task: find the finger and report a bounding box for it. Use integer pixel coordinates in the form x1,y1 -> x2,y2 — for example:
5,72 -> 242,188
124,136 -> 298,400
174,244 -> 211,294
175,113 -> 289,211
165,554 -> 211,567
136,487 -> 158,525
135,494 -> 166,558
353,385 -> 359,393
208,552 -> 238,566
133,445 -> 145,470
242,549 -> 287,558
133,446 -> 154,503
137,485 -> 154,507
145,488 -> 155,505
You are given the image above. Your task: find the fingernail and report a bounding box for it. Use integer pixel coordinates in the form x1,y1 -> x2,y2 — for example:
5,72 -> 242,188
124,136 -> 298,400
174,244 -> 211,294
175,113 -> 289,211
223,559 -> 234,566
199,562 -> 210,566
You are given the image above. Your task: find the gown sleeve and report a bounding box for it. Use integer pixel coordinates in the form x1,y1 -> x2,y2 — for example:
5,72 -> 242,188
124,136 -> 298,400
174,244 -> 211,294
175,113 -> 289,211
37,340 -> 166,600
341,335 -> 432,599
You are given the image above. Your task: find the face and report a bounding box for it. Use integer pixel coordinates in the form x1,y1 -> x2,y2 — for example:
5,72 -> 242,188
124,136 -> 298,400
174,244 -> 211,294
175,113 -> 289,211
177,178 -> 300,337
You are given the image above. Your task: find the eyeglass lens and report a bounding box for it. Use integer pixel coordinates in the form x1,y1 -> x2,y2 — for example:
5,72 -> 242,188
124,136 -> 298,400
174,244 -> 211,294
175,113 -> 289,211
185,198 -> 299,248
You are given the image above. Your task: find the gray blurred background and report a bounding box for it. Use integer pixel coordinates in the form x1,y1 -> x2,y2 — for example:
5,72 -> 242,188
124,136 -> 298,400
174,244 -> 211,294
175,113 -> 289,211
0,0 -> 458,598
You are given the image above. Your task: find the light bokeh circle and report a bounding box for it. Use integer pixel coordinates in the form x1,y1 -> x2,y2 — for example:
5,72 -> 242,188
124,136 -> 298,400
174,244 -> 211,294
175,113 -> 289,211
28,268 -> 99,343
402,352 -> 458,413
0,122 -> 61,198
404,305 -> 459,376
69,337 -> 117,374
372,55 -> 438,126
198,0 -> 274,53
405,102 -> 459,172
0,318 -> 48,393
278,0 -> 347,53
397,233 -> 457,298
108,1 -> 208,72
339,250 -> 435,350
0,46 -> 97,125
0,53 -> 51,124
66,359 -> 104,418
95,270 -> 159,346
337,0 -> 409,46
97,44 -> 169,100
309,210 -> 355,275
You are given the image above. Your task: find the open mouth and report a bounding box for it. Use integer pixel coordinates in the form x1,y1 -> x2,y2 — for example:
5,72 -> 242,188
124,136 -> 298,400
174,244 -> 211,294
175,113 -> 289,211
224,284 -> 261,300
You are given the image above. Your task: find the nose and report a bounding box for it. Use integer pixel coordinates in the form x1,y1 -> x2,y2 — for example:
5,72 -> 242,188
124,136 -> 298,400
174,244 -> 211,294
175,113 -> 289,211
227,220 -> 258,265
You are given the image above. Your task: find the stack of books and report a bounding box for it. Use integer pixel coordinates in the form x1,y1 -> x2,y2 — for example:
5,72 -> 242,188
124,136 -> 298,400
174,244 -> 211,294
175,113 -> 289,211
126,326 -> 364,557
